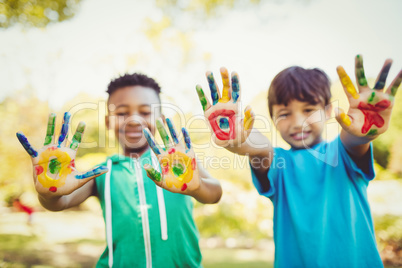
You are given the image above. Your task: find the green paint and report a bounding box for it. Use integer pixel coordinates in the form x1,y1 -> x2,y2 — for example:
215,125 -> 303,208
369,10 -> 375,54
368,92 -> 375,103
196,85 -> 207,111
49,158 -> 61,174
366,129 -> 378,136
172,163 -> 185,177
390,76 -> 401,97
156,120 -> 170,149
70,122 -> 85,150
44,113 -> 56,145
356,55 -> 368,86
146,167 -> 162,182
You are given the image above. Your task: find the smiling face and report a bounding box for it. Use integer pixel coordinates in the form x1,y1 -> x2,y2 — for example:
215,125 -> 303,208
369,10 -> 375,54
106,86 -> 161,156
272,100 -> 331,149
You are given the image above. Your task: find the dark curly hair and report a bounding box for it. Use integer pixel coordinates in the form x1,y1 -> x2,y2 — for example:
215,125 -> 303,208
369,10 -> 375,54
107,73 -> 161,99
268,66 -> 331,118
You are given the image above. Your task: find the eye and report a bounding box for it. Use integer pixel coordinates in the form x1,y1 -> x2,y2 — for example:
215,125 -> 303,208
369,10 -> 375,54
140,111 -> 151,116
278,113 -> 289,118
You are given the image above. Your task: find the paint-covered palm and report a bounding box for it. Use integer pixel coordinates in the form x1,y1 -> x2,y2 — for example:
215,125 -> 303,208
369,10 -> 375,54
16,112 -> 108,197
335,55 -> 402,138
196,67 -> 255,147
143,118 -> 200,194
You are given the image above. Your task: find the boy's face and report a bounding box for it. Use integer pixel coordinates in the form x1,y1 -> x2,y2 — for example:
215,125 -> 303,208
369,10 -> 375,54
272,100 -> 331,149
106,86 -> 161,155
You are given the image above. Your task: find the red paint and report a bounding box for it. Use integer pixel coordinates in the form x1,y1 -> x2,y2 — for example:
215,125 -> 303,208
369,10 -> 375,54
168,148 -> 176,154
181,183 -> 187,191
162,163 -> 169,175
191,158 -> 196,170
49,146 -> 58,151
358,100 -> 390,134
49,186 -> 57,192
35,165 -> 44,175
208,109 -> 236,140
68,159 -> 75,169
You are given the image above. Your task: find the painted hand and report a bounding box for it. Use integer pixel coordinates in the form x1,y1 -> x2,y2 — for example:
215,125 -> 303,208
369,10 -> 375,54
16,112 -> 108,196
143,118 -> 199,193
196,67 -> 255,147
335,55 -> 402,137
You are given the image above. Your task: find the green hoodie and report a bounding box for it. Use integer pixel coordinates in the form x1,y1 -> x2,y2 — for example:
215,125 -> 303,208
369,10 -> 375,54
95,149 -> 202,267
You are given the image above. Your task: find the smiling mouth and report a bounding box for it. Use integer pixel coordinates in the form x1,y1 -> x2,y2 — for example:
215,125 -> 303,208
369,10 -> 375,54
120,129 -> 143,138
290,131 -> 311,141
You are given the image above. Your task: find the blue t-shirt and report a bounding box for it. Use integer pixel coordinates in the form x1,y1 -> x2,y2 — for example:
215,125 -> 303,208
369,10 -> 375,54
251,135 -> 383,268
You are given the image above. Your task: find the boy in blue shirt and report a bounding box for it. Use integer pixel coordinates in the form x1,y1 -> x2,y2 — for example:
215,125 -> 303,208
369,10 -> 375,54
17,73 -> 222,267
196,56 -> 401,267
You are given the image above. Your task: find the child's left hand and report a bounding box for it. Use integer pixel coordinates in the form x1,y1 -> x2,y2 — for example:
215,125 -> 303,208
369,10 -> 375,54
143,118 -> 200,194
335,55 -> 402,138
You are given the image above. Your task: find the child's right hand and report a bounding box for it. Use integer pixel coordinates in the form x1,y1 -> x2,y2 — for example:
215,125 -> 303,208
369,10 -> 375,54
196,67 -> 255,147
16,112 -> 108,197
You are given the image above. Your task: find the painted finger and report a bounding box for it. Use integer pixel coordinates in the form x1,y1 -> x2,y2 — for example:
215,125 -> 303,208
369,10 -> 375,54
44,113 -> 56,146
166,118 -> 179,144
58,112 -> 71,147
385,69 -> 402,97
182,127 -> 192,152
144,164 -> 162,182
75,165 -> 109,180
334,107 -> 352,131
70,122 -> 86,150
16,132 -> 38,158
219,67 -> 231,103
156,119 -> 171,150
231,72 -> 240,103
337,66 -> 359,99
243,106 -> 255,131
143,128 -> 162,155
355,55 -> 368,89
374,59 -> 392,90
206,71 -> 220,105
196,85 -> 211,111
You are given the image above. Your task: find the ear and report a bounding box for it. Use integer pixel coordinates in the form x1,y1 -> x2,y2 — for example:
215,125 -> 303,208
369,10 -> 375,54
105,115 -> 110,129
325,103 -> 333,120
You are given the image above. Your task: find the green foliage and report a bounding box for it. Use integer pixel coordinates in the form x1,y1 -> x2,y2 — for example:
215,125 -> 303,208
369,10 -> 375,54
0,0 -> 81,28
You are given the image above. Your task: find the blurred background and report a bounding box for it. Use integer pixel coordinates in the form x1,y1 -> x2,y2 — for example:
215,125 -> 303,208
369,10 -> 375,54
1,0 -> 402,267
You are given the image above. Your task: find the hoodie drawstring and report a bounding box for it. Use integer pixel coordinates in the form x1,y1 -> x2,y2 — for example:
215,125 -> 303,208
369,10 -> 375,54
105,159 -> 113,268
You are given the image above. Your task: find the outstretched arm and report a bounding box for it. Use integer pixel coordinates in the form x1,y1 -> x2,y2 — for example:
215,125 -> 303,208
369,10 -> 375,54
196,67 -> 274,182
335,55 -> 402,157
143,118 -> 222,204
17,112 -> 108,211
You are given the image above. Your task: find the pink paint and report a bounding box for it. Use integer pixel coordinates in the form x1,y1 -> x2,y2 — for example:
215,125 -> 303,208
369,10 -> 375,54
168,148 -> 176,154
191,158 -> 196,170
162,163 -> 169,175
49,146 -> 58,151
181,183 -> 187,191
35,165 -> 43,175
49,186 -> 57,192
358,99 -> 390,134
68,159 -> 75,169
208,109 -> 236,140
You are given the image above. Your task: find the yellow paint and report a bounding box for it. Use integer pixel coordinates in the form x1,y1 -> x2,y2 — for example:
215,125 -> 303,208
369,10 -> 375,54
337,67 -> 360,99
339,112 -> 352,127
37,147 -> 72,189
161,151 -> 193,189
244,109 -> 254,130
219,70 -> 231,103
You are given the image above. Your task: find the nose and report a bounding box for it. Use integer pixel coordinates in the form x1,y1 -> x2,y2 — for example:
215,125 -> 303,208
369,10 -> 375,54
292,113 -> 306,129
125,113 -> 144,126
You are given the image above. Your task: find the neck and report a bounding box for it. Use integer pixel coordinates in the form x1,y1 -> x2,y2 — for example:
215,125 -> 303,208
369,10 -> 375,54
123,145 -> 150,158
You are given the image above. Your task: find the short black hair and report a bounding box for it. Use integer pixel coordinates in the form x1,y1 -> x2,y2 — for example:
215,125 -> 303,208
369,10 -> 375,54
107,73 -> 161,97
268,66 -> 331,118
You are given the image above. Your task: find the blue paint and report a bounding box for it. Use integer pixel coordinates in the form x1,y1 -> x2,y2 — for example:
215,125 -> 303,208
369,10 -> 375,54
208,73 -> 219,105
231,75 -> 240,103
374,63 -> 391,90
16,132 -> 38,157
182,128 -> 191,150
143,129 -> 161,155
219,117 -> 229,129
166,118 -> 179,144
75,165 -> 108,179
58,112 -> 71,146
